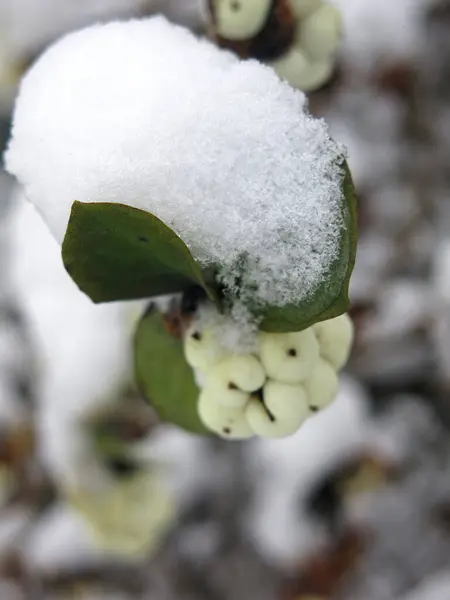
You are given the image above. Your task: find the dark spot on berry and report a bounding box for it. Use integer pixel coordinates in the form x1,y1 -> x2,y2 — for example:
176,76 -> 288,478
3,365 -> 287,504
139,236 -> 149,243
192,331 -> 202,341
105,456 -> 138,478
223,427 -> 231,434
287,348 -> 297,357
309,405 -> 319,413
230,1 -> 241,11
228,382 -> 238,390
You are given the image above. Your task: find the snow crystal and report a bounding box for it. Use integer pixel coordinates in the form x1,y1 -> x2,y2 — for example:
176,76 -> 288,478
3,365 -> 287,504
5,17 -> 346,311
195,301 -> 259,354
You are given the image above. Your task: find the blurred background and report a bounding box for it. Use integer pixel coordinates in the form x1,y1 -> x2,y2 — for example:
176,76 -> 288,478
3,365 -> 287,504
1,0 -> 450,598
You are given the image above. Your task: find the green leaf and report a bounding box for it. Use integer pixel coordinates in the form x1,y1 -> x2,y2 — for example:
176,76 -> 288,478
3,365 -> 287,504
62,201 -> 218,303
260,161 -> 357,332
134,306 -> 208,435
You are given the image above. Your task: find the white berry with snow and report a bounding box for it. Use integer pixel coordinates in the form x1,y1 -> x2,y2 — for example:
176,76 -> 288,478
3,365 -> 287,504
313,313 -> 354,370
263,379 -> 310,422
304,357 -> 339,411
5,17 -> 347,320
212,0 -> 272,40
245,395 -> 304,439
183,326 -> 222,370
259,329 -> 320,384
198,389 -> 253,439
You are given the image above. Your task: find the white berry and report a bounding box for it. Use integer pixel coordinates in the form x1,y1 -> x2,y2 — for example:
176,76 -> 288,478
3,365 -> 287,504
298,4 -> 342,61
184,326 -> 222,370
206,354 -> 266,408
259,329 -> 320,384
264,379 -> 310,422
211,0 -> 272,41
271,47 -> 335,92
290,0 -> 323,19
313,313 -> 354,370
70,471 -> 174,556
198,389 -> 253,439
304,357 -> 338,412
245,396 -> 303,438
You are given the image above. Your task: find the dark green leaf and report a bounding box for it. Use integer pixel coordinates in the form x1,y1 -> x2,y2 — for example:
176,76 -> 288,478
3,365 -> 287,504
134,307 -> 208,435
62,201 -> 218,303
260,161 -> 357,332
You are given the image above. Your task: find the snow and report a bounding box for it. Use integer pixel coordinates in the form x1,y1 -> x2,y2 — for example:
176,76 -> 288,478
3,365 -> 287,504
403,573 -> 450,600
246,375 -> 372,567
137,425 -> 217,507
432,239 -> 450,381
0,506 -> 31,558
361,280 -> 431,344
195,301 -> 259,353
0,0 -> 204,116
8,192 -> 140,490
0,0 -> 150,59
5,17 -> 347,313
22,503 -> 107,574
331,0 -> 433,73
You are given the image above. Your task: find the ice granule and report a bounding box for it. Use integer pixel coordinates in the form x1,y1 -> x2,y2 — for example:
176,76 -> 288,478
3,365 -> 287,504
5,16 -> 347,310
195,301 -> 259,355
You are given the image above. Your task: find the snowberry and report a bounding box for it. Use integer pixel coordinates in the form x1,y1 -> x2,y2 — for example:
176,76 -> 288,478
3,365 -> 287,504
259,329 -> 320,384
206,354 -> 266,407
198,389 -> 254,439
271,48 -> 334,92
313,313 -> 354,370
290,0 -> 323,19
298,3 -> 342,62
264,379 -> 310,422
245,395 -> 304,439
183,326 -> 222,370
304,357 -> 338,412
211,0 -> 272,40
70,471 -> 174,556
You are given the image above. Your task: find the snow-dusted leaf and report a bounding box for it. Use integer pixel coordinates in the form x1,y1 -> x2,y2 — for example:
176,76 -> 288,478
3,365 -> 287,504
260,162 -> 357,332
62,201 -> 219,303
134,306 -> 208,435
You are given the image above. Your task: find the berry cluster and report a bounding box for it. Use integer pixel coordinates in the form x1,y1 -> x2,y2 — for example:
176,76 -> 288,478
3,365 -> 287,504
184,313 -> 354,439
209,0 -> 342,92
